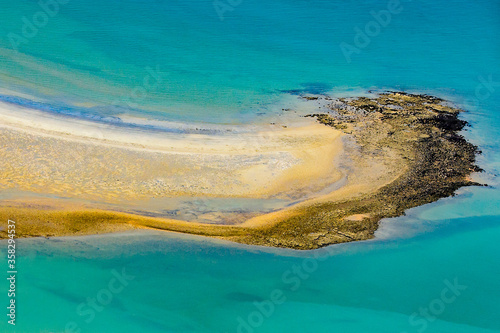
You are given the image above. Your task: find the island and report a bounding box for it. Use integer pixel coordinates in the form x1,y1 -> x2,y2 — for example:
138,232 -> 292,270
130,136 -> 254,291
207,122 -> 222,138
0,92 -> 482,249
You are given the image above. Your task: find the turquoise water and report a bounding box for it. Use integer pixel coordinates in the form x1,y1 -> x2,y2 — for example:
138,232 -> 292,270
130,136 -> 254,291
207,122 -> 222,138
1,0 -> 500,332
0,0 -> 498,123
1,213 -> 500,333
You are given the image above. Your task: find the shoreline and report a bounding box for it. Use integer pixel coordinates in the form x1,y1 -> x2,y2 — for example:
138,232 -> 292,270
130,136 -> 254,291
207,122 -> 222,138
0,92 -> 482,249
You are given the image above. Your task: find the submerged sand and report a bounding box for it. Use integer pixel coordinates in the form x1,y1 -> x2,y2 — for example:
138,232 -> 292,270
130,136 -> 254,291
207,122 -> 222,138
0,92 -> 481,249
0,101 -> 344,209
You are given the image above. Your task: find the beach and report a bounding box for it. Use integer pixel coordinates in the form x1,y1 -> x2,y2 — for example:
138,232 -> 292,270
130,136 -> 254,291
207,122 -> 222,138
0,99 -> 346,201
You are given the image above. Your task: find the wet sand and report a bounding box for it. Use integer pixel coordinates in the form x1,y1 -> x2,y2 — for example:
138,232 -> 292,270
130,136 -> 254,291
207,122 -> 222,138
0,100 -> 343,208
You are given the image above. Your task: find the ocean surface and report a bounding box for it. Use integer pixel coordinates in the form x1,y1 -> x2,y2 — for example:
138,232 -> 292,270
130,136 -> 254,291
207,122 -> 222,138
0,0 -> 499,332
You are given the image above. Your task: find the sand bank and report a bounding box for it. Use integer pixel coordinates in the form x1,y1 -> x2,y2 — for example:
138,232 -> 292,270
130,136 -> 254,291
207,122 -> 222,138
0,99 -> 344,219
0,93 -> 482,249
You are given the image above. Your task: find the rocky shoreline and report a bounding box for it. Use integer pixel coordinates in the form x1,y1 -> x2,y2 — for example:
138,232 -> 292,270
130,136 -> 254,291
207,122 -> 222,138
222,92 -> 483,249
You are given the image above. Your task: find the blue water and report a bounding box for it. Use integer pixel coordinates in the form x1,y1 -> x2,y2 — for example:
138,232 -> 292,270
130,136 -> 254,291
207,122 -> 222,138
0,0 -> 499,332
0,0 -> 498,123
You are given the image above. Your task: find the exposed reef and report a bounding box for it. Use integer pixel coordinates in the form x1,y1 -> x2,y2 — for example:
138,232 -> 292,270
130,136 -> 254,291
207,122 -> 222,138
234,92 -> 483,249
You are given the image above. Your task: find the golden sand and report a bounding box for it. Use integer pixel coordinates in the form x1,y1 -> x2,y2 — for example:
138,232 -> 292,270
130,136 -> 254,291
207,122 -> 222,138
0,101 -> 343,206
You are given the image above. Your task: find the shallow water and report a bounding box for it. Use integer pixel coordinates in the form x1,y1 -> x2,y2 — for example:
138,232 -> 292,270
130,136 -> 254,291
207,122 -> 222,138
0,0 -> 499,332
1,215 -> 500,333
